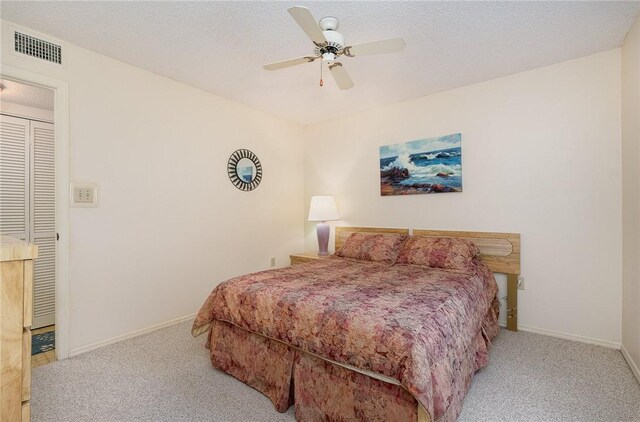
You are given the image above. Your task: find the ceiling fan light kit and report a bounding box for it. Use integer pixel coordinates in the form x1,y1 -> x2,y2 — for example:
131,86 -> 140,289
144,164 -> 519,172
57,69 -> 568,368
322,52 -> 336,63
263,6 -> 406,90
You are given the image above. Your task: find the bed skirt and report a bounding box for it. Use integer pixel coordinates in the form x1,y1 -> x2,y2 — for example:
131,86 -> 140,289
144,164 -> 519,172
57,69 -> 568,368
209,319 -> 418,420
209,318 -> 295,412
206,296 -> 499,422
294,351 -> 418,421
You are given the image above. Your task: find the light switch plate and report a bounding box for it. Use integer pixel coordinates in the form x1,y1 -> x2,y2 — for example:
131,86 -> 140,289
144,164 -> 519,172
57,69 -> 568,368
70,183 -> 98,207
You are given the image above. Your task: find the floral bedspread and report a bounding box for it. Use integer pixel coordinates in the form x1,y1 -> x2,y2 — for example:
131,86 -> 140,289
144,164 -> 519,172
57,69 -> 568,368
193,257 -> 498,421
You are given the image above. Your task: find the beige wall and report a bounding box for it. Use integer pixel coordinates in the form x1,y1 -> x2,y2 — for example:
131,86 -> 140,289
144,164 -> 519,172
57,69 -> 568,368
1,20 -> 305,354
304,50 -> 623,346
622,14 -> 640,381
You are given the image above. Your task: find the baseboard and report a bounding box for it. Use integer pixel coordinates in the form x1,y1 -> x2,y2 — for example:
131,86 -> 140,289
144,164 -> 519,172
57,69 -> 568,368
516,324 -> 621,349
69,313 -> 196,357
621,344 -> 640,384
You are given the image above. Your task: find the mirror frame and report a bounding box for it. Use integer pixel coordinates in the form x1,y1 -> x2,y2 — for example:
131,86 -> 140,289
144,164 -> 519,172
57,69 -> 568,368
227,149 -> 263,191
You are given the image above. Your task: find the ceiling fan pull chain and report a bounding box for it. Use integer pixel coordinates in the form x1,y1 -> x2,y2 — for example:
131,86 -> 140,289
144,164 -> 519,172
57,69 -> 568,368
319,59 -> 324,87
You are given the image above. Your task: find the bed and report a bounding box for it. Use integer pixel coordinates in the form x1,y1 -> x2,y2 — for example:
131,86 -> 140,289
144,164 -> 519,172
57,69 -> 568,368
192,227 -> 521,422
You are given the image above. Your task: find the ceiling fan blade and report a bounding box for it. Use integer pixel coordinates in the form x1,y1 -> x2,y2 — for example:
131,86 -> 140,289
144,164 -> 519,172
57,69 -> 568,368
263,56 -> 318,71
344,37 -> 406,57
288,6 -> 326,45
329,62 -> 354,90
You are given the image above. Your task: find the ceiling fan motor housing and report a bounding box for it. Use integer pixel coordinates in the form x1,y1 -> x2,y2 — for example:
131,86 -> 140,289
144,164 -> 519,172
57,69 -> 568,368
314,29 -> 345,56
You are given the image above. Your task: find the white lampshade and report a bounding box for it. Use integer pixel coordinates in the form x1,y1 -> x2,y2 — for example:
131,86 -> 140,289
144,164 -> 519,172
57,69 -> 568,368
308,195 -> 340,222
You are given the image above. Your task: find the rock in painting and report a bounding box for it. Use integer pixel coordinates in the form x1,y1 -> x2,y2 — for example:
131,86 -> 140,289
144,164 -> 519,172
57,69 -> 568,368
381,167 -> 410,181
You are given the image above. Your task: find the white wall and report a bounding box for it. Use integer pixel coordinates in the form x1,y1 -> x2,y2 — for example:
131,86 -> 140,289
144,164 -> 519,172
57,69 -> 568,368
1,20 -> 305,354
304,50 -> 623,346
621,14 -> 640,380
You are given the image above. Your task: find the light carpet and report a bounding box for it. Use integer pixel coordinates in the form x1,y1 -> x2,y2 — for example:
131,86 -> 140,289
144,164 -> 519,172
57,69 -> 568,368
32,321 -> 640,421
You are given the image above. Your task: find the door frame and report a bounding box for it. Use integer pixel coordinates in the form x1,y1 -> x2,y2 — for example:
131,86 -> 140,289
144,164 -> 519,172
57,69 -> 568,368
2,65 -> 70,360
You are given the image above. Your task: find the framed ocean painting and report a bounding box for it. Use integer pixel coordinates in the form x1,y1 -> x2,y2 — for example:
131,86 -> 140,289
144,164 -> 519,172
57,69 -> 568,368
379,133 -> 462,196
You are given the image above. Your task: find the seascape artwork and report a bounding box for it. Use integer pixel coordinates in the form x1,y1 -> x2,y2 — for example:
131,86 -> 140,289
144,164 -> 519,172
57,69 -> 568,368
380,133 -> 462,196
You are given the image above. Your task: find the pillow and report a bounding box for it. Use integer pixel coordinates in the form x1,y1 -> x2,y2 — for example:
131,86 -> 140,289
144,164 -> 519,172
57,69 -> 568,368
335,232 -> 408,263
395,236 -> 479,270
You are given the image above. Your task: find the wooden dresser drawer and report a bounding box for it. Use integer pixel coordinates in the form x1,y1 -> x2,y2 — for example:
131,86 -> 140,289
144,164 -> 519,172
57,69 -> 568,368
21,402 -> 30,422
1,261 -> 25,421
1,236 -> 37,422
22,329 -> 31,402
23,261 -> 33,329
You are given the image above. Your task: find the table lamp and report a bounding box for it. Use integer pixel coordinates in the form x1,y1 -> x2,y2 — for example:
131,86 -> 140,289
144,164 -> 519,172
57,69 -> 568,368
308,195 -> 340,256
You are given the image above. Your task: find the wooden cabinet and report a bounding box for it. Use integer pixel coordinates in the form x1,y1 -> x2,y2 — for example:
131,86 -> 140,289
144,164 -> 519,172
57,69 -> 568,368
289,252 -> 331,266
1,236 -> 37,422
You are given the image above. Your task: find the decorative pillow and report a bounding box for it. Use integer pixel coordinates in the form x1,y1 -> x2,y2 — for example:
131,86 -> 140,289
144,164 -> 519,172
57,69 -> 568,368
396,236 -> 479,270
335,232 -> 408,263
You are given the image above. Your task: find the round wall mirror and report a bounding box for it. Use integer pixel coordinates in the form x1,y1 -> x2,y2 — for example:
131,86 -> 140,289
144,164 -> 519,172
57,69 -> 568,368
228,149 -> 262,191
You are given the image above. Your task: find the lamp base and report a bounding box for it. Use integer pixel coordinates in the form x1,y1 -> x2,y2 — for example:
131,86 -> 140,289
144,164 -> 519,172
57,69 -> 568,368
316,222 -> 330,256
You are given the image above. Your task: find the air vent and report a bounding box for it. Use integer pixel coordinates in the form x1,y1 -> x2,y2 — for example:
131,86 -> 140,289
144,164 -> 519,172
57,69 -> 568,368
14,31 -> 62,65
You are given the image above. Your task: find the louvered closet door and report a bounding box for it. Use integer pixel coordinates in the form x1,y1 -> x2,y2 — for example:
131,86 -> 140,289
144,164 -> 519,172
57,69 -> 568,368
0,115 -> 29,241
30,120 -> 56,328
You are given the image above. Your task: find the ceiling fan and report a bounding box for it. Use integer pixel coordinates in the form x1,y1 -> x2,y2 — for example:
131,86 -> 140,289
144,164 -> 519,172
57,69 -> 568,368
263,6 -> 406,90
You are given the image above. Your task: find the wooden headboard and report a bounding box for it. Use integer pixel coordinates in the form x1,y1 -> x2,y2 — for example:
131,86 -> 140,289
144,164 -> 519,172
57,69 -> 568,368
412,229 -> 520,275
333,226 -> 521,332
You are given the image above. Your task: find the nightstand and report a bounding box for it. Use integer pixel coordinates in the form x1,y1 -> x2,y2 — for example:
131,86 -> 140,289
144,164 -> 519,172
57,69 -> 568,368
290,252 -> 332,266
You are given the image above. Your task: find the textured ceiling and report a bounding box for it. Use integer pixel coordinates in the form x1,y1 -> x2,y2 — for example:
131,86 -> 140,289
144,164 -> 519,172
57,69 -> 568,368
0,79 -> 54,111
1,1 -> 638,124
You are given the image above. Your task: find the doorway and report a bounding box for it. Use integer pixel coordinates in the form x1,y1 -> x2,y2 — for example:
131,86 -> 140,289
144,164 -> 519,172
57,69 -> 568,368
0,67 -> 69,362
1,79 -> 56,365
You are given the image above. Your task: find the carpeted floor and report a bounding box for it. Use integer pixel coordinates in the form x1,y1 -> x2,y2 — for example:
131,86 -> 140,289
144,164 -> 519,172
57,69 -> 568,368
32,321 -> 640,422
